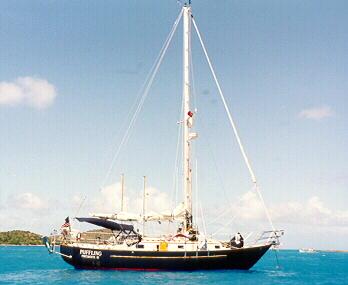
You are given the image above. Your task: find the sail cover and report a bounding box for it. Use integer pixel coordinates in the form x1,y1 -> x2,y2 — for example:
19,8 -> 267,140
91,202 -> 186,223
76,217 -> 134,232
91,212 -> 141,222
145,202 -> 186,222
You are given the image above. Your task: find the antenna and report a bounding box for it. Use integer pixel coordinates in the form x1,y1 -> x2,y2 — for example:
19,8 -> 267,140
142,175 -> 147,235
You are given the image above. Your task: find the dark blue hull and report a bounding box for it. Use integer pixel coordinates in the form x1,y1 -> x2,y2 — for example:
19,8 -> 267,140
60,244 -> 271,271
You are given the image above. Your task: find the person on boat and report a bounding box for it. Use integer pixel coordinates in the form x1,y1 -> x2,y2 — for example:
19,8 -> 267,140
60,217 -> 71,241
230,232 -> 244,248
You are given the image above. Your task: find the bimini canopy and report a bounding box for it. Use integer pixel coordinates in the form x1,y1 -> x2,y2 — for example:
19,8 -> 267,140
76,217 -> 134,232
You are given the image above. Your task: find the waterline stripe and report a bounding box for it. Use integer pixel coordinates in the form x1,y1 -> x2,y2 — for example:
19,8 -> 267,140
110,255 -> 226,259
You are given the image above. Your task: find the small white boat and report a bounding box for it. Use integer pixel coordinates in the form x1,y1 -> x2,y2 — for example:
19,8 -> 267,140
299,248 -> 317,253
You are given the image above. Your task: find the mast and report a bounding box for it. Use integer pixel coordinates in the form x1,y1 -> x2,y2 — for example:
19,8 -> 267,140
183,3 -> 193,230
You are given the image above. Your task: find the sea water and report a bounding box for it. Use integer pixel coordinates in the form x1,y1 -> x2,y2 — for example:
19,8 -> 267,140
0,247 -> 347,284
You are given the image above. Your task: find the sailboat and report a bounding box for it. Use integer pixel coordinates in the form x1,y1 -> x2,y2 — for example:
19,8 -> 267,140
44,2 -> 283,270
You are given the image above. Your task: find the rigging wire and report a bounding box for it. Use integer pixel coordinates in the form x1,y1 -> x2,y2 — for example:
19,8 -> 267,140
73,196 -> 87,218
189,10 -> 243,227
196,112 -> 232,206
190,31 -> 232,229
73,9 -> 183,217
189,33 -> 198,224
199,201 -> 207,237
189,35 -> 197,112
194,160 -> 197,225
206,205 -> 233,227
99,9 -> 183,191
190,17 -> 243,230
191,17 -> 275,232
211,197 -> 243,237
170,92 -> 184,209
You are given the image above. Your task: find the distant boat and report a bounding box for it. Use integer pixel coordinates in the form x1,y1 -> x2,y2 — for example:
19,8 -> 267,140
44,1 -> 283,271
299,248 -> 317,253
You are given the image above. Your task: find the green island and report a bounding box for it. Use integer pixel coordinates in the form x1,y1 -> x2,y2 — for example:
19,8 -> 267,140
0,230 -> 43,245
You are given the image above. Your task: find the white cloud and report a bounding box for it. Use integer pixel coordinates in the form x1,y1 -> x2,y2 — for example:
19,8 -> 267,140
8,192 -> 46,210
298,106 -> 334,120
232,191 -> 265,221
92,183 -> 124,213
91,183 -> 172,216
0,76 -> 57,109
90,185 -> 348,231
1,187 -> 347,249
226,191 -> 348,228
273,196 -> 348,227
0,191 -> 71,233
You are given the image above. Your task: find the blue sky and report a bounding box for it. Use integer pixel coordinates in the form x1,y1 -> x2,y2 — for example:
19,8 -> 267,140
0,0 -> 347,249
